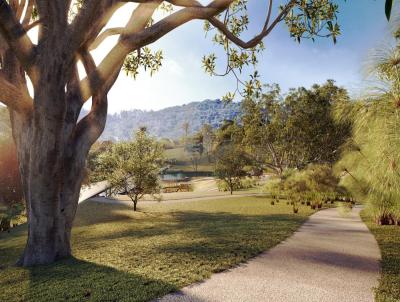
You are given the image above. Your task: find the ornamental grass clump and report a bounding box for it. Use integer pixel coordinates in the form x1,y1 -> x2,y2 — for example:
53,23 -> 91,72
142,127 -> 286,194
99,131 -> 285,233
263,164 -> 345,211
333,33 -> 400,225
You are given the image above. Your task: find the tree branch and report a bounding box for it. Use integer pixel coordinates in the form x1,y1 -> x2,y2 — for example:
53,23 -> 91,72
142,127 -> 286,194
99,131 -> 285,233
22,0 -> 34,26
24,19 -> 42,32
0,73 -> 33,113
208,0 -> 296,49
89,27 -> 125,51
0,0 -> 36,73
16,0 -> 27,20
79,0 -> 233,102
73,49 -> 119,153
68,0 -> 123,55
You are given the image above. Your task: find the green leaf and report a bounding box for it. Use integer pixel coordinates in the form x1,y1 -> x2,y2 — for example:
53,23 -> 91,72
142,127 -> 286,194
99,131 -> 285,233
386,0 -> 393,21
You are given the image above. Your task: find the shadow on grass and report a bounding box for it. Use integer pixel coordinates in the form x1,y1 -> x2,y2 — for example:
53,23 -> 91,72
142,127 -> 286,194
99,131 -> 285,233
0,201 -> 308,302
1,257 -> 177,302
76,207 -> 303,247
74,202 -> 136,227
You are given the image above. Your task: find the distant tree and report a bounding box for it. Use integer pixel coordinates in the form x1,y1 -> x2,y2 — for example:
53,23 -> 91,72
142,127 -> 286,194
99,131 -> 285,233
97,129 -> 163,211
282,80 -> 351,168
215,144 -> 248,195
241,84 -> 286,175
201,124 -> 216,162
185,132 -> 204,172
241,81 -> 351,173
182,121 -> 190,145
216,120 -> 244,148
86,140 -> 114,183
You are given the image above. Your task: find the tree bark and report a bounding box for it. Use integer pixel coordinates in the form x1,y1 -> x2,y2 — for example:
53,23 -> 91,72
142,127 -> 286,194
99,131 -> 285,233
6,44 -> 110,266
14,92 -> 98,266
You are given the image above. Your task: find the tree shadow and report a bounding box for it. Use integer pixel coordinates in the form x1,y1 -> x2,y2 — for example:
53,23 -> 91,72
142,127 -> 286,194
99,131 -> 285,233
74,202 -> 136,227
1,257 -> 177,302
152,211 -> 303,260
289,249 -> 380,273
1,202 -> 308,302
76,207 -> 302,249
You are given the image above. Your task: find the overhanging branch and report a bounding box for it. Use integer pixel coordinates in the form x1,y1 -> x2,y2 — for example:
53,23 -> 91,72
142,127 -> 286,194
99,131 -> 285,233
0,0 -> 37,78
79,0 -> 233,102
0,73 -> 33,114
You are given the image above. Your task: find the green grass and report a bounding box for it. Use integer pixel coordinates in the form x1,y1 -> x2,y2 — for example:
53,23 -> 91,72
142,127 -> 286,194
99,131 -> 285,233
164,147 -> 214,172
0,197 -> 315,302
361,211 -> 400,302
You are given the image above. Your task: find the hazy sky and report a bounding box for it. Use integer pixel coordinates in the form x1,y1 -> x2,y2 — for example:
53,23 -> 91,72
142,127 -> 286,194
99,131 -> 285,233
88,1 -> 390,113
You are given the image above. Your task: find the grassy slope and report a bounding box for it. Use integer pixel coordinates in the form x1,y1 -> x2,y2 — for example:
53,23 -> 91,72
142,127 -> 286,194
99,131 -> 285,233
361,211 -> 400,302
0,197 -> 314,302
164,147 -> 214,172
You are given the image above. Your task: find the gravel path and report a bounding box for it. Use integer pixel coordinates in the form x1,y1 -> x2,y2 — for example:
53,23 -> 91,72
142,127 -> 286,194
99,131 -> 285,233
156,206 -> 381,302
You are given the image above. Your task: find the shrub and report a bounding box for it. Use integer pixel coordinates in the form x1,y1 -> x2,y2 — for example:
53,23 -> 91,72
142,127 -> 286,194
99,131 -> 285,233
263,165 -> 345,209
217,177 -> 257,192
0,202 -> 25,232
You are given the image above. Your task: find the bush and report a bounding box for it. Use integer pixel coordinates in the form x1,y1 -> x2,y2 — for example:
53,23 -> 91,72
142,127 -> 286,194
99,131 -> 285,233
217,177 -> 257,192
263,164 -> 346,206
0,202 -> 25,232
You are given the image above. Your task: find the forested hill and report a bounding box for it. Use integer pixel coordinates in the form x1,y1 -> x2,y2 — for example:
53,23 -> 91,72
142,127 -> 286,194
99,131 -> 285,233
99,99 -> 241,141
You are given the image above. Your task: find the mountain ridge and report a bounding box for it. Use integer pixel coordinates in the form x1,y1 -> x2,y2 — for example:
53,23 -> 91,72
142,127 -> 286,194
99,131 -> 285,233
98,99 -> 241,141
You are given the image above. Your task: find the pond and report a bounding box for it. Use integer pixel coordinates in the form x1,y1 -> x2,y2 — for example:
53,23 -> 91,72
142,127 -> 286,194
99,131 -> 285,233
160,172 -> 188,181
160,171 -> 214,181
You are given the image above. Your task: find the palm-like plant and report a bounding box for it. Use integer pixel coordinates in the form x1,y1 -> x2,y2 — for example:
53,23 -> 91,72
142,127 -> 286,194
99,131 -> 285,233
335,29 -> 400,225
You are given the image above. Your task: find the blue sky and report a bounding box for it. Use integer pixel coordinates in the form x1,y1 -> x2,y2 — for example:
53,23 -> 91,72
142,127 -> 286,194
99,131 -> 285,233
98,1 -> 390,113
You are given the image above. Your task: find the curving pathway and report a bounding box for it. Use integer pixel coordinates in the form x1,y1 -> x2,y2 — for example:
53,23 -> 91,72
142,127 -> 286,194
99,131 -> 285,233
156,206 -> 381,302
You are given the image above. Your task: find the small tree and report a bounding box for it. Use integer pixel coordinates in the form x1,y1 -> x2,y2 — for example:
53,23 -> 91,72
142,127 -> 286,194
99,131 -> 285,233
97,129 -> 163,211
185,132 -> 204,172
87,140 -> 114,183
201,124 -> 216,163
215,144 -> 248,195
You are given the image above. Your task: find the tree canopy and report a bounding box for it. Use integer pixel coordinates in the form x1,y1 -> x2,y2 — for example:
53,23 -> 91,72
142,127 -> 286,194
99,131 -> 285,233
96,129 -> 164,211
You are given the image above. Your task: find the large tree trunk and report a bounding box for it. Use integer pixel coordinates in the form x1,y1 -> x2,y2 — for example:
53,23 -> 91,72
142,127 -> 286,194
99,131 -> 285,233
14,94 -> 102,266
15,90 -> 108,266
17,156 -> 86,266
0,1 -> 120,267
15,76 -> 85,266
9,47 -> 111,266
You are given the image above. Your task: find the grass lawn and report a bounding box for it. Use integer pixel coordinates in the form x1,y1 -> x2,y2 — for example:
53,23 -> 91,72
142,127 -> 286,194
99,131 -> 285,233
361,211 -> 400,302
0,197 -> 315,302
164,147 -> 214,172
